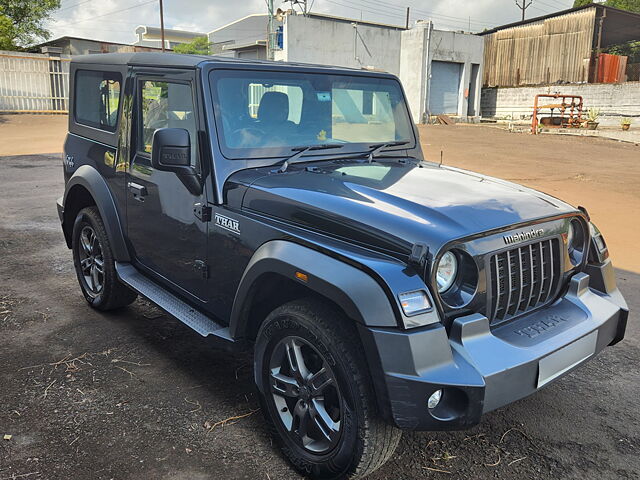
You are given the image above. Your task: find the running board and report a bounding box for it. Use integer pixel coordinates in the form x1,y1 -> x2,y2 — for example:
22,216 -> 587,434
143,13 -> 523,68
115,262 -> 232,342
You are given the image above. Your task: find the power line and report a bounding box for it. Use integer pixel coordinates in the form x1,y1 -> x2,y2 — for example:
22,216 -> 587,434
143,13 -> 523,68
54,0 -> 157,26
55,0 -> 95,14
351,0 -> 497,27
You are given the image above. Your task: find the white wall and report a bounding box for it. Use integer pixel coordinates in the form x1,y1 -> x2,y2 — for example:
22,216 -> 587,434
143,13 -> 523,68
276,14 -> 484,122
276,15 -> 403,74
481,83 -> 640,126
399,24 -> 429,123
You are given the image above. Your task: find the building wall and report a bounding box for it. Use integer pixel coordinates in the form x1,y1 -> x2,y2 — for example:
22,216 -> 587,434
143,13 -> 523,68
399,25 -> 429,123
481,82 -> 640,126
276,15 -> 403,74
482,8 -> 596,87
278,15 -> 484,123
208,15 -> 271,53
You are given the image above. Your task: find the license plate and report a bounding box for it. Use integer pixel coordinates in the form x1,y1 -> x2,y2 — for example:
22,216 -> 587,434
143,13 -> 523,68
537,331 -> 598,388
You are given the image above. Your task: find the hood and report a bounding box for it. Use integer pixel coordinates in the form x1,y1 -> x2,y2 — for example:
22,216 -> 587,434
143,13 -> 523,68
238,160 -> 576,254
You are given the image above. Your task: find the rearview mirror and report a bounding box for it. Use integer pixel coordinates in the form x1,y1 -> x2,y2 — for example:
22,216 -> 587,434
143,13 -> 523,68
151,128 -> 191,171
150,128 -> 202,195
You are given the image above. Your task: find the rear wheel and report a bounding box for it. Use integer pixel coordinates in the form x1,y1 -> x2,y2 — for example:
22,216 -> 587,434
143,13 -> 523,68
254,298 -> 401,479
72,206 -> 137,310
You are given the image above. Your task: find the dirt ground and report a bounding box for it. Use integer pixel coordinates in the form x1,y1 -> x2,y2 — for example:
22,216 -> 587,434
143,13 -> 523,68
0,115 -> 67,156
0,115 -> 639,479
418,124 -> 640,274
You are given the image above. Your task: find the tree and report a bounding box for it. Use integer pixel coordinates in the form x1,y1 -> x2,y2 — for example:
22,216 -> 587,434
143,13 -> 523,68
572,0 -> 640,12
0,0 -> 60,50
173,36 -> 211,55
0,14 -> 14,50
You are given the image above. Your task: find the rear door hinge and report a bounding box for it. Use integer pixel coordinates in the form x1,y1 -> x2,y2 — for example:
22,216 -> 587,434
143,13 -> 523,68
193,203 -> 212,222
194,260 -> 209,279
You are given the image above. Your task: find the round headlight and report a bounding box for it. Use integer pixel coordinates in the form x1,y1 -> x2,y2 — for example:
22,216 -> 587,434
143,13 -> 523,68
436,251 -> 458,293
567,221 -> 575,248
567,218 -> 585,266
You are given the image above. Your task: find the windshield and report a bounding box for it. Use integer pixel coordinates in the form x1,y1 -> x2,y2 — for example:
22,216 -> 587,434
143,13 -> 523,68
209,69 -> 415,159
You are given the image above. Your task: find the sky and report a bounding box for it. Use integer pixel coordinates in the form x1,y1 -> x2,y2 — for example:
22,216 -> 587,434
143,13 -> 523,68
45,0 -> 577,44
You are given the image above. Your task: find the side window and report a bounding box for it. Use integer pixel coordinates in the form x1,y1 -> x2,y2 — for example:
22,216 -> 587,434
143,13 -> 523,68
74,70 -> 121,132
139,80 -> 197,166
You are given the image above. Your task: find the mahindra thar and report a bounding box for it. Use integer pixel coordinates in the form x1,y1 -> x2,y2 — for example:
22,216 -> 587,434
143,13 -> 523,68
57,53 -> 628,479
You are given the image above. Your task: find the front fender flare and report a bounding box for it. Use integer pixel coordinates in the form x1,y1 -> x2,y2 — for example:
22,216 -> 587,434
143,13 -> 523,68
63,165 -> 130,262
229,240 -> 398,338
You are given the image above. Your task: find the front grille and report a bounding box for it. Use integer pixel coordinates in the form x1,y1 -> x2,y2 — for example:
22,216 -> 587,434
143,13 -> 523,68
489,238 -> 561,323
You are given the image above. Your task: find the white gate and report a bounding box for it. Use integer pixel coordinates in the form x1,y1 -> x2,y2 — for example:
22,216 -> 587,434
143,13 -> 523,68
0,51 -> 70,113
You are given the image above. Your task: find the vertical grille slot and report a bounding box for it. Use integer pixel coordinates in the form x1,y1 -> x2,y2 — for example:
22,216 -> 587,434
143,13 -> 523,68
489,238 -> 560,323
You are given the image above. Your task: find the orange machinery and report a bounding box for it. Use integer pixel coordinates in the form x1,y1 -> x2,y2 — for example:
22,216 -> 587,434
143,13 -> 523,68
531,94 -> 583,134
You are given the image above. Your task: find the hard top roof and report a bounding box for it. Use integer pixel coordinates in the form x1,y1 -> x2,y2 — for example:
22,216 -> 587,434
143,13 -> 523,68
71,52 -> 390,76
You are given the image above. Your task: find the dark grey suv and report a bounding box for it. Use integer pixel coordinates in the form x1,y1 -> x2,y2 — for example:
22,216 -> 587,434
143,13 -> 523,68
57,52 -> 628,479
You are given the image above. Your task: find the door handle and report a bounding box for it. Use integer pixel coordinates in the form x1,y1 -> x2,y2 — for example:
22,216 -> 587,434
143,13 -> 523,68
128,182 -> 147,202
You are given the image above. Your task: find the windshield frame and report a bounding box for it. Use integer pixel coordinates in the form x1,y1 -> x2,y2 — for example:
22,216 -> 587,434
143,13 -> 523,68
207,67 -> 417,161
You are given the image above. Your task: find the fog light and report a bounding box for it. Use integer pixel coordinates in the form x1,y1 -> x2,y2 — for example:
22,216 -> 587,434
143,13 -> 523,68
427,389 -> 442,409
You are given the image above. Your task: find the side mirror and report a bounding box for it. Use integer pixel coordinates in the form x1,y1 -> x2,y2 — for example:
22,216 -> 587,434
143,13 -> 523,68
150,128 -> 202,195
151,128 -> 191,172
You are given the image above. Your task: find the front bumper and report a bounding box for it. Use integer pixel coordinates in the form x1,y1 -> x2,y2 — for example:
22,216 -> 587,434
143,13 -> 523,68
360,261 -> 628,431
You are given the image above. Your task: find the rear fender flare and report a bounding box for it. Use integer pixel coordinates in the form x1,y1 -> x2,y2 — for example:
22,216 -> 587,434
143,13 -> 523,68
63,165 -> 130,261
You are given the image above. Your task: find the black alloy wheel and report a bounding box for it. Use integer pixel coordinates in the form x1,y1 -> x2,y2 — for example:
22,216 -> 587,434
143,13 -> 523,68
77,225 -> 105,296
72,206 -> 137,310
269,335 -> 343,454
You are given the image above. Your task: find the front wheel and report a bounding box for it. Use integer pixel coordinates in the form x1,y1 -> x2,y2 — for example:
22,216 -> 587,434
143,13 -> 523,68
254,298 -> 401,479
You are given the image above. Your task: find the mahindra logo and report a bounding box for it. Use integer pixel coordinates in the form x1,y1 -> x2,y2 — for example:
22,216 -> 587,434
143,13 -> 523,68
503,228 -> 545,245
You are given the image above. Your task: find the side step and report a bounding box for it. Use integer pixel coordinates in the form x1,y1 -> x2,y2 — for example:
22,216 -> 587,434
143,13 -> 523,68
115,262 -> 233,342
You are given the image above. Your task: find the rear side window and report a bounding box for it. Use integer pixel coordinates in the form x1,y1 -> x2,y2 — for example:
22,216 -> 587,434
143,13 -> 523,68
74,70 -> 121,132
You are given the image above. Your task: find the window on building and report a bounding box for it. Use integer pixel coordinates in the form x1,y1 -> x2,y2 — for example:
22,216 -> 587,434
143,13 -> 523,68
74,70 -> 121,132
139,80 -> 197,166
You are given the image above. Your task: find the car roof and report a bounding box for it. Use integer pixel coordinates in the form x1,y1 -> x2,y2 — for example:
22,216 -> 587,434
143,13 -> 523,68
71,52 -> 393,76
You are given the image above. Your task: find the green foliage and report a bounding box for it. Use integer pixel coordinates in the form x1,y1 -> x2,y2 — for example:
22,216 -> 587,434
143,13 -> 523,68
572,0 -> 640,12
173,37 -> 210,55
0,0 -> 61,49
621,117 -> 632,125
587,107 -> 601,122
0,13 -> 14,50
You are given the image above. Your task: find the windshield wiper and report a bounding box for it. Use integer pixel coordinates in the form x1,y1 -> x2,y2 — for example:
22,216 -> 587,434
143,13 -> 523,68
276,144 -> 344,173
367,141 -> 409,163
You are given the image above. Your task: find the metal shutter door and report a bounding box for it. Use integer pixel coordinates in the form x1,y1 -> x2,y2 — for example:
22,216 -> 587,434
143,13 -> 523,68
429,61 -> 462,115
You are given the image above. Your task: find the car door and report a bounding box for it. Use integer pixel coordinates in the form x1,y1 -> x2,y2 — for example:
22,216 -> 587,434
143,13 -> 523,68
126,69 -> 208,301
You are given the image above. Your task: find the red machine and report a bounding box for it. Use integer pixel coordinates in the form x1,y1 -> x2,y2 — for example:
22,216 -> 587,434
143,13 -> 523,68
531,94 -> 583,134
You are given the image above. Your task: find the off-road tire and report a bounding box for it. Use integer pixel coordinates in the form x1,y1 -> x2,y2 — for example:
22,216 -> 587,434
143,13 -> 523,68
72,206 -> 137,310
254,298 -> 401,479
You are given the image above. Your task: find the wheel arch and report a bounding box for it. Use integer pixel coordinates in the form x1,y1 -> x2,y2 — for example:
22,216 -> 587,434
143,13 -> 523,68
62,165 -> 130,261
229,240 -> 398,340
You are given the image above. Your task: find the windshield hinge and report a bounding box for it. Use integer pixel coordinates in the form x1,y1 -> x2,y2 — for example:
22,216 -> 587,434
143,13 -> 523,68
408,242 -> 429,269
193,203 -> 212,222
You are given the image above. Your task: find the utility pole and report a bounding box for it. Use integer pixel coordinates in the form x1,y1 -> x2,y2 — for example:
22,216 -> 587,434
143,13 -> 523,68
515,0 -> 533,21
267,0 -> 275,60
405,7 -> 410,29
159,0 -> 166,52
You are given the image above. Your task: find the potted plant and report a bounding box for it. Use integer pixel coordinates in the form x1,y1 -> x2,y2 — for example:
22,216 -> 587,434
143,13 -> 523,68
621,118 -> 632,131
586,108 -> 600,130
